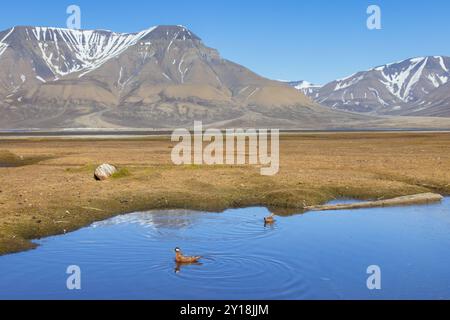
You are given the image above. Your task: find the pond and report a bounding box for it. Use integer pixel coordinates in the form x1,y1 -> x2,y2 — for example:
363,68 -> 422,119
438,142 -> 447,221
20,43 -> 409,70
0,163 -> 19,167
1,199 -> 450,300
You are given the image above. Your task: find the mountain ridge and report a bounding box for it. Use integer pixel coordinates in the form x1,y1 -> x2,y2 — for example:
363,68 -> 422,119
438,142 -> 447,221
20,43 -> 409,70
0,24 -> 345,129
2,26 -> 450,130
290,56 -> 450,116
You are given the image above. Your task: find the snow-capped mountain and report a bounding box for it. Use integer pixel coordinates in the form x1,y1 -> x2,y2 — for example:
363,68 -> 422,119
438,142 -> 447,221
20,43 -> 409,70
1,25 -> 348,129
0,25 -> 199,83
292,56 -> 450,115
287,81 -> 321,97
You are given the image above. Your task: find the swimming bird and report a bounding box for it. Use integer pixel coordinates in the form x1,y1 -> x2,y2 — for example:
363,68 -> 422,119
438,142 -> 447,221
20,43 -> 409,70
174,247 -> 201,264
264,213 -> 276,224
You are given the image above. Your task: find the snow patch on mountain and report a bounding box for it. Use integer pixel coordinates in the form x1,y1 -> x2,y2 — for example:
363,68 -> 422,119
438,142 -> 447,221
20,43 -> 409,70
334,75 -> 364,91
376,57 -> 428,102
0,27 -> 15,57
25,26 -> 159,78
293,81 -> 319,90
437,56 -> 449,72
288,80 -> 322,96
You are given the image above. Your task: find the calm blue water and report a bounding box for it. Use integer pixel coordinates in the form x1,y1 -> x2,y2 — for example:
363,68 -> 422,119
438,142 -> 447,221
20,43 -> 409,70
1,198 -> 450,300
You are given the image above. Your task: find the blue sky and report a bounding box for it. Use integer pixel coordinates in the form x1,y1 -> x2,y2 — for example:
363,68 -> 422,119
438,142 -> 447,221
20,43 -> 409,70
1,0 -> 449,84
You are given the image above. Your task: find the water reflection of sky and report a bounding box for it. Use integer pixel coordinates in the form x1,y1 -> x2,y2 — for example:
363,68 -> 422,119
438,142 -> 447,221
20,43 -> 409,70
92,210 -> 206,230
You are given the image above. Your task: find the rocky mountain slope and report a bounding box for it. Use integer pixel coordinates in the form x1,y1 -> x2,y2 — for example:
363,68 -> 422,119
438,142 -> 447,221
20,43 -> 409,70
0,25 -> 367,129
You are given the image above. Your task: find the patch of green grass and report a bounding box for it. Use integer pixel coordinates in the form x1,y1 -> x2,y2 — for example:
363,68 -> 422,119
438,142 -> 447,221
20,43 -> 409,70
0,150 -> 52,167
0,150 -> 22,166
111,168 -> 132,179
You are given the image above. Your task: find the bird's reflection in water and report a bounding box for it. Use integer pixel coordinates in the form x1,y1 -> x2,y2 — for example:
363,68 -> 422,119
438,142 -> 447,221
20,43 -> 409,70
174,262 -> 203,274
264,222 -> 276,229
